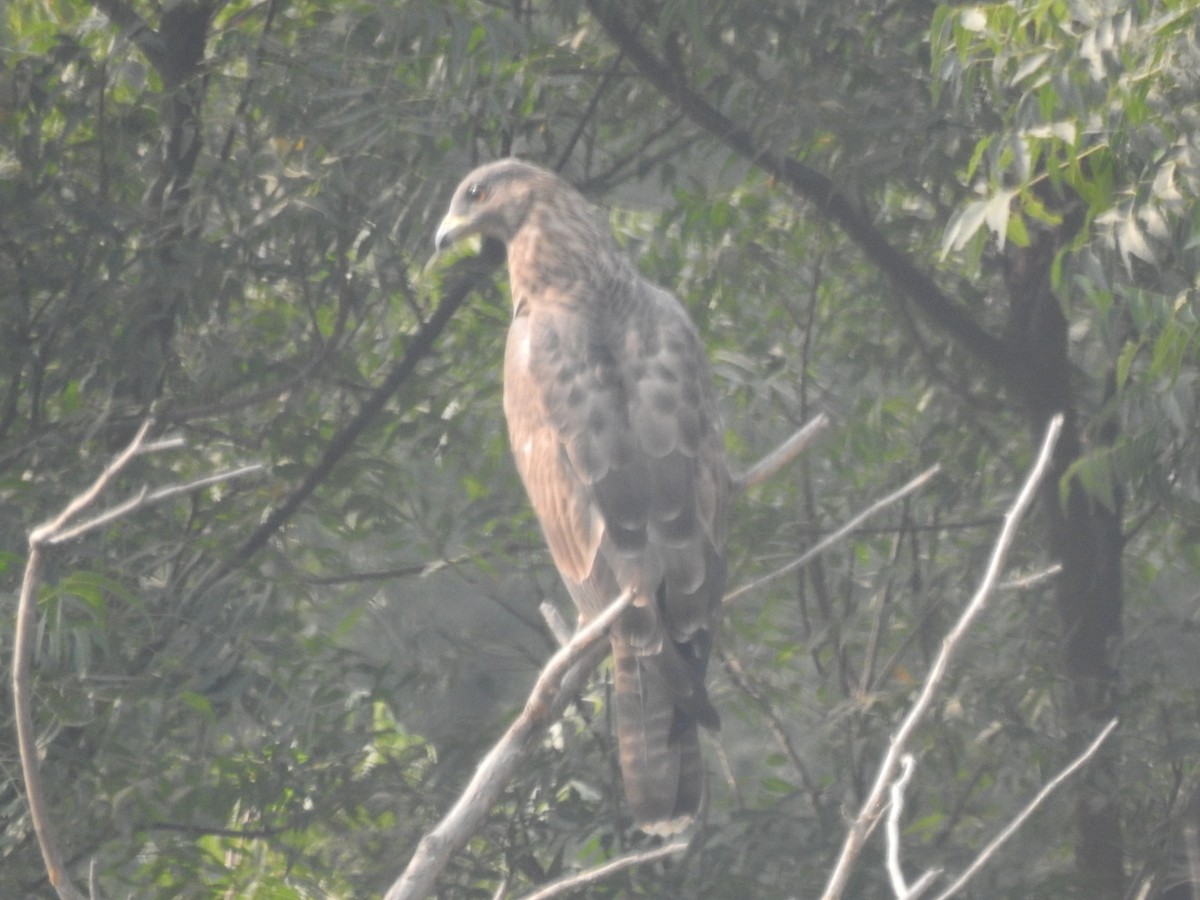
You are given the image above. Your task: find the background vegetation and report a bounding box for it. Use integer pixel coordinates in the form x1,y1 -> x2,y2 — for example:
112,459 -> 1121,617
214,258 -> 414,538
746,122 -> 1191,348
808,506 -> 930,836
2,0 -> 1197,896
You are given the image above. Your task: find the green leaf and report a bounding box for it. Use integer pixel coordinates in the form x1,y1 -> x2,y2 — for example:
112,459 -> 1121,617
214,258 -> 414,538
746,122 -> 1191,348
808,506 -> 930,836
179,690 -> 217,721
1115,339 -> 1140,392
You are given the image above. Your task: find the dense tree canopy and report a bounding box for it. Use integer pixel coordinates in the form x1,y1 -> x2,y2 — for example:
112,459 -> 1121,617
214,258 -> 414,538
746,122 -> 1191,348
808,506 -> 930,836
2,1 -> 1197,897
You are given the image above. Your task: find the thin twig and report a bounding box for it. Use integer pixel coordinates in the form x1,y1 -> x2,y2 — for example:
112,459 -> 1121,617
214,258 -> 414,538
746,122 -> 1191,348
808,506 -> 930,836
734,413 -> 830,494
819,415 -> 1063,900
384,590 -> 634,900
138,436 -> 186,454
903,870 -> 941,900
46,487 -> 150,545
46,464 -> 264,545
724,464 -> 940,607
886,755 -> 917,895
998,563 -> 1062,591
554,50 -> 626,173
886,755 -> 942,899
30,421 -> 153,544
719,646 -> 824,816
930,718 -> 1119,900
514,839 -> 689,900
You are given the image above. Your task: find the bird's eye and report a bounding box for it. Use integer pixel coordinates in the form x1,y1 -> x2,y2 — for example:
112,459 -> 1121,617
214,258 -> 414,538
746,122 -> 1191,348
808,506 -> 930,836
465,183 -> 488,203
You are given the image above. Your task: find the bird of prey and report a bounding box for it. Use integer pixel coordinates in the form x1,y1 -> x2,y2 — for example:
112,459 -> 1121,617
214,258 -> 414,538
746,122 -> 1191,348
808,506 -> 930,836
435,159 -> 729,834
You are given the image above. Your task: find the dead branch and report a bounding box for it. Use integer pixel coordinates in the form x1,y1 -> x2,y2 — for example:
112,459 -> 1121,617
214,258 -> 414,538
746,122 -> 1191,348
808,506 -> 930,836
733,413 -> 830,495
929,718 -> 1118,900
819,415 -> 1063,900
12,422 -> 262,900
384,590 -> 633,900
886,755 -> 940,900
46,464 -> 262,545
999,563 -> 1062,591
724,464 -> 940,607
513,839 -> 690,900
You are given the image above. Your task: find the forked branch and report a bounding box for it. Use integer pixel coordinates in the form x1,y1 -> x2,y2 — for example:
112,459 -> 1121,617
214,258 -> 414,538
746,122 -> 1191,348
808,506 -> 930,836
12,422 -> 262,900
819,415 -> 1064,900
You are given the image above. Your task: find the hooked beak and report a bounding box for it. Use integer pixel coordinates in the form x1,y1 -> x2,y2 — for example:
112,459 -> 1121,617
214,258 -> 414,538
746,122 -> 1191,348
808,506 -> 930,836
434,213 -> 470,252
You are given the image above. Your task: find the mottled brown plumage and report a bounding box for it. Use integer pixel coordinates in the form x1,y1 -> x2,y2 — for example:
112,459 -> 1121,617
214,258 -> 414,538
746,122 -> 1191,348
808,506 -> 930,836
436,159 -> 729,833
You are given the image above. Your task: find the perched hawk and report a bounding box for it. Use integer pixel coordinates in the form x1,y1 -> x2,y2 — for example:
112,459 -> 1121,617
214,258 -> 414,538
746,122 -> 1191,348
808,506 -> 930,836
435,159 -> 729,833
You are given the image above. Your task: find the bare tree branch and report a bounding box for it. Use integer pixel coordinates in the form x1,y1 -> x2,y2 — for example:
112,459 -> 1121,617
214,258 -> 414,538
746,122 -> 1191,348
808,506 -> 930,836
886,755 -> 941,899
886,754 -> 916,894
29,421 -> 154,544
818,415 -> 1063,900
724,464 -> 940,607
999,563 -> 1062,591
513,839 -> 690,900
733,413 -> 830,495
13,422 -> 259,900
930,718 -> 1119,900
384,589 -> 634,900
46,464 -> 263,545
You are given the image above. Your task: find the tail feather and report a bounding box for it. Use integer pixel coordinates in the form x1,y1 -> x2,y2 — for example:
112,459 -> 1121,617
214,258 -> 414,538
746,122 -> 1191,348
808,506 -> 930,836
612,638 -> 711,833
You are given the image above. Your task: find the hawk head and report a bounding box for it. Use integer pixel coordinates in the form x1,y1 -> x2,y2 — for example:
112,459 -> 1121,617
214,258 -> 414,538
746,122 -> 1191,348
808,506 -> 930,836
434,159 -> 548,251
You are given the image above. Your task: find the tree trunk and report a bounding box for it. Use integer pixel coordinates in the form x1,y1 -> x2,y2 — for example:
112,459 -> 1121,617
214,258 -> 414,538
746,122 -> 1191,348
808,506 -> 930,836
1005,232 -> 1125,898
108,1 -> 214,422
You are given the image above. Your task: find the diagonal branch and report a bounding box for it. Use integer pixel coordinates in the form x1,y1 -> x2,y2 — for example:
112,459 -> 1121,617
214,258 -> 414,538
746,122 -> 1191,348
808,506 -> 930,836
384,589 -> 634,900
193,240 -> 505,599
30,421 -> 155,544
514,839 -> 690,900
929,717 -> 1118,900
819,415 -> 1063,900
46,464 -> 264,545
584,2 -> 1011,380
733,413 -> 829,495
724,464 -> 940,607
